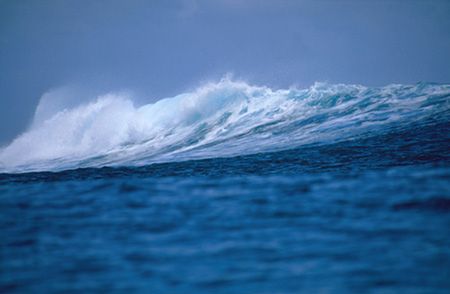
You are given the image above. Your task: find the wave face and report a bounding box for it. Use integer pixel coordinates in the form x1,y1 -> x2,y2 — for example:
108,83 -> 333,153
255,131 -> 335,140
0,80 -> 449,173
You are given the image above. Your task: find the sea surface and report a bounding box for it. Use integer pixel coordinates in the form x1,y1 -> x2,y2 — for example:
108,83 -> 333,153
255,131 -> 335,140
0,81 -> 449,293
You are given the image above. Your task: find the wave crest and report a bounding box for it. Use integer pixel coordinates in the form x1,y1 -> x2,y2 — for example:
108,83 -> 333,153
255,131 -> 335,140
1,79 -> 449,172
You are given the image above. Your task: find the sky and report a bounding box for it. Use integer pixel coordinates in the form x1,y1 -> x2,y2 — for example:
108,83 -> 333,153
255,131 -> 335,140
0,0 -> 449,144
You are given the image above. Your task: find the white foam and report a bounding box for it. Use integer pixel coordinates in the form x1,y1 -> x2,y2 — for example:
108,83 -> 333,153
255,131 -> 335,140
0,79 -> 448,173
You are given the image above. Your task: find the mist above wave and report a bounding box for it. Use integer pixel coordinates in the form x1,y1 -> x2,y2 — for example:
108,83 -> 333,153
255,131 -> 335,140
0,79 -> 448,173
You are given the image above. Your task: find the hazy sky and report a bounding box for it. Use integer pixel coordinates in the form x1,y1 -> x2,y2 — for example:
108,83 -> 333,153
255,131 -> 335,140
1,0 -> 449,144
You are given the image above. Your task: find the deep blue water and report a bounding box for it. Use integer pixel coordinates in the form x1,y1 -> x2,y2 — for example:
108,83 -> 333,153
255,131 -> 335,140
1,82 -> 449,293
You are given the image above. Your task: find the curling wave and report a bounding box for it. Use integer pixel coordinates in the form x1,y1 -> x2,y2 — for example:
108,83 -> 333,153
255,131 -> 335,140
0,79 -> 449,173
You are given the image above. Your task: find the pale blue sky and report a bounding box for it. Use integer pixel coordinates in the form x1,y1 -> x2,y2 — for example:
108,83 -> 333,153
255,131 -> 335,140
1,0 -> 449,144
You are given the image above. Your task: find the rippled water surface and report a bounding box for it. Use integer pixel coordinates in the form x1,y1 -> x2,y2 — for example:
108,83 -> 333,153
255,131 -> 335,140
1,82 -> 449,293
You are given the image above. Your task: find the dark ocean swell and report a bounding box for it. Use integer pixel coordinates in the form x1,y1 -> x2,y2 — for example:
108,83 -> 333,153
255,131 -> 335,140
1,81 -> 450,293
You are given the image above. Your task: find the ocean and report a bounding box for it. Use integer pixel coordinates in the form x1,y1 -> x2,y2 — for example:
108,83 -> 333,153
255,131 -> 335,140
0,81 -> 449,293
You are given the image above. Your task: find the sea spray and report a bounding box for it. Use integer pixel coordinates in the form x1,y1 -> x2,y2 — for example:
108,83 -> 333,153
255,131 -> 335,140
1,80 -> 449,173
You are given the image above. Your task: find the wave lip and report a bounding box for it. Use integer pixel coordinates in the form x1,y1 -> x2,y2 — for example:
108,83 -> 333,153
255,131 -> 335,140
1,80 -> 449,173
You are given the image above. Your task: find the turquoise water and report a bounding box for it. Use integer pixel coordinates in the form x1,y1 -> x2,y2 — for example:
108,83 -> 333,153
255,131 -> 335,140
0,81 -> 449,293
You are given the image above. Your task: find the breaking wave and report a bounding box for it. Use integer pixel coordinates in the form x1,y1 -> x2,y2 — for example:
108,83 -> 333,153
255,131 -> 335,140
0,79 -> 449,173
